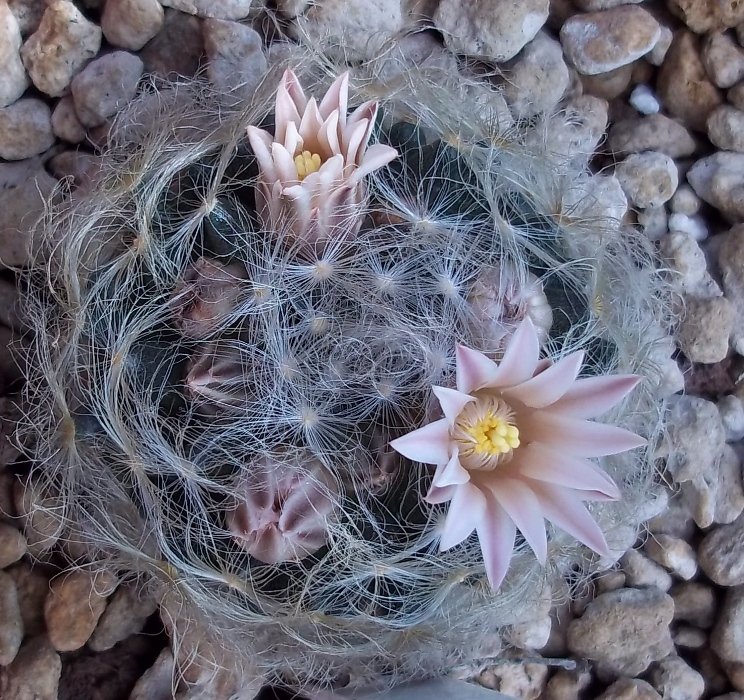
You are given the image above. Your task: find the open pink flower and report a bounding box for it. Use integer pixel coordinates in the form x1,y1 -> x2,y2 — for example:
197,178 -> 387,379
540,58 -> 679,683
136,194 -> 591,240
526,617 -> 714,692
390,319 -> 645,589
246,70 -> 398,245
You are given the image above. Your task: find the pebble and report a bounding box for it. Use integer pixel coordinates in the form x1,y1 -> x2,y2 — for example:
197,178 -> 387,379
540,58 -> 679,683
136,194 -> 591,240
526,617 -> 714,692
44,570 -> 115,652
608,114 -> 696,159
560,6 -> 661,75
699,512 -> 744,585
0,523 -> 26,569
8,0 -> 45,36
500,31 -> 569,118
0,3 -> 28,108
477,660 -> 548,700
433,0 -> 548,62
668,213 -> 708,241
713,586 -> 744,662
723,661 -> 744,693
101,0 -> 164,51
596,678 -> 662,700
638,204 -> 668,241
629,85 -> 661,115
620,549 -> 673,591
275,0 -> 309,16
702,32 -> 744,88
615,151 -> 678,209
88,580 -> 158,652
50,95 -> 85,143
0,637 -> 61,700
688,152 -> 744,222
0,571 -> 23,666
20,0 -> 102,98
140,8 -> 203,79
573,0 -> 643,8
13,477 -> 63,557
544,667 -> 592,700
674,626 -> 708,649
566,588 -> 674,676
580,63 -> 633,100
129,647 -> 174,700
730,83 -> 744,111
668,0 -> 744,33
0,98 -> 54,161
648,656 -> 705,700
203,19 -> 267,103
656,30 -> 724,132
160,0 -> 253,18
708,105 -> 744,152
719,226 -> 744,352
647,25 -> 674,66
676,295 -> 734,363
70,51 -> 144,128
560,174 -> 628,230
49,151 -> 104,193
293,0 -> 404,62
671,185 -> 702,215
6,562 -> 51,637
644,534 -> 698,580
719,395 -> 744,441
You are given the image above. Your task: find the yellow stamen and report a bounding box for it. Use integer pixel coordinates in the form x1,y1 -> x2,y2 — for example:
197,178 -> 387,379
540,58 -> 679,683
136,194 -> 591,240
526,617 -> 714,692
294,150 -> 322,180
453,396 -> 520,470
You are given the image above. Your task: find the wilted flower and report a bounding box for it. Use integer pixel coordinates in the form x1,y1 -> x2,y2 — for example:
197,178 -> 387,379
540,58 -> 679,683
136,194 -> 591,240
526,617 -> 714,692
225,450 -> 338,564
390,319 -> 645,589
185,341 -> 250,416
246,70 -> 398,244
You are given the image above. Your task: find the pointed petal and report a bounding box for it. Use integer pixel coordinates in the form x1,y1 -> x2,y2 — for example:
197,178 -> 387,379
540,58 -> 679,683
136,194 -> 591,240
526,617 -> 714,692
246,126 -> 277,182
439,482 -> 486,551
487,477 -> 547,564
425,482 -> 456,504
282,121 -> 303,159
456,344 -> 501,394
317,109 -> 340,158
432,386 -> 475,423
513,443 -> 620,499
503,351 -> 584,408
433,451 -> 470,488
319,72 -> 349,122
349,143 -> 399,183
343,118 -> 370,169
389,418 -> 451,465
279,184 -> 312,237
346,101 -> 378,163
271,143 -> 298,184
531,482 -> 611,557
483,318 -> 541,389
275,70 -> 305,143
551,374 -> 643,418
477,492 -> 516,590
525,411 -> 646,457
298,98 -> 325,147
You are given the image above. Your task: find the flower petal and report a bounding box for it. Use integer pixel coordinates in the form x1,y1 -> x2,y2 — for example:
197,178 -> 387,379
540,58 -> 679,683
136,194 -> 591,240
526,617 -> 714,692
531,482 -> 611,557
275,70 -> 306,143
317,109 -> 341,158
246,126 -> 277,182
425,481 -> 456,504
319,72 -> 349,122
483,317 -> 541,389
343,118 -> 370,169
298,98 -> 325,147
551,374 -> 643,418
350,143 -> 399,183
486,477 -> 547,564
389,418 -> 451,465
282,121 -> 303,160
432,385 -> 475,424
439,482 -> 486,551
271,143 -> 299,184
456,344 -> 501,394
477,492 -> 516,590
513,443 -> 620,499
525,410 -> 647,457
502,351 -> 584,408
433,450 -> 470,488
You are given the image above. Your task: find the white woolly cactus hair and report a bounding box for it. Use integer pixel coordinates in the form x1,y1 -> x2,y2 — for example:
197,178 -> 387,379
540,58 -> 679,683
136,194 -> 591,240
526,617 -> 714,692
21,46 -> 671,693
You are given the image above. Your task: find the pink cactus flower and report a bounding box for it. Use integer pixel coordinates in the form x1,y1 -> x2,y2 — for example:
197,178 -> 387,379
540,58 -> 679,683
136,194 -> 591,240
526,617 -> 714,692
390,319 -> 645,589
246,70 -> 398,245
226,450 -> 338,564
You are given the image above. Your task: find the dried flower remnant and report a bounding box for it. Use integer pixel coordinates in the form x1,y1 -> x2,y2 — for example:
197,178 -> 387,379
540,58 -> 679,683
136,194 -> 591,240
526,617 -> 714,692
246,70 -> 398,244
391,319 -> 645,589
185,341 -> 250,416
225,450 -> 338,564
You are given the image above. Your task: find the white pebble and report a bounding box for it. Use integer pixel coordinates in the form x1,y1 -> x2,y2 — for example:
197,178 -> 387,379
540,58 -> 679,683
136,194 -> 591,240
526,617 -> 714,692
630,84 -> 661,114
668,213 -> 709,241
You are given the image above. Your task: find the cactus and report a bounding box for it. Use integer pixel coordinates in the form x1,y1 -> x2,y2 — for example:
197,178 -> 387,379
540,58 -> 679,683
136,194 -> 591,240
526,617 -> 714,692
21,49 -> 671,694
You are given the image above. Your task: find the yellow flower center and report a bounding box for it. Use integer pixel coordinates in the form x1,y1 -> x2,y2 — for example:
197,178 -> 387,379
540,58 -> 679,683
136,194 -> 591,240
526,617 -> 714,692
453,396 -> 520,470
294,150 -> 322,180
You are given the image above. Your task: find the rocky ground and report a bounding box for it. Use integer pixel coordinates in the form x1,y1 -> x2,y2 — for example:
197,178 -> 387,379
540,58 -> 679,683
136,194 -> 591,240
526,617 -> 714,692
1,0 -> 744,699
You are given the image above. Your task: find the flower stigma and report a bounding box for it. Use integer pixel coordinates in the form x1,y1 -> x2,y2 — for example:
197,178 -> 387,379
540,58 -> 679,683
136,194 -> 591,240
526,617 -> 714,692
453,396 -> 520,469
294,150 -> 322,180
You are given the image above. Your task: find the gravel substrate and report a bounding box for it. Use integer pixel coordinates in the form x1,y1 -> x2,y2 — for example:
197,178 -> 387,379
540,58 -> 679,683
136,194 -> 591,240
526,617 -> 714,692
1,0 -> 744,699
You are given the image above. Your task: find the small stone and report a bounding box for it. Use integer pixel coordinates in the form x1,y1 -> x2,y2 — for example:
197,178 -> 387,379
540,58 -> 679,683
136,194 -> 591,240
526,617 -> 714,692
673,626 -> 707,648
719,225 -> 744,352
544,667 -> 592,700
0,523 -> 26,568
0,99 -> 54,160
44,570 -> 115,652
648,656 -> 705,700
644,534 -> 698,580
608,114 -> 696,159
547,94 -> 608,156
49,151 -> 104,193
433,0 -> 548,62
20,0 -> 102,98
648,25 -> 674,66
708,105 -> 744,152
0,3 -> 28,108
293,0 -> 404,62
597,678 -> 662,700
688,152 -> 744,222
676,295 -> 733,363
730,83 -> 744,111
477,659 -> 548,700
8,0 -> 46,36
629,85 -> 661,114
567,588 -> 674,675
580,63 -> 633,100
723,661 -> 744,693
657,30 -> 724,132
0,571 -> 23,666
597,571 -> 627,594
560,6 -> 661,75
671,185 -> 702,215
101,0 -> 164,51
699,512 -> 744,585
0,637 -> 61,700
638,204 -> 668,241
702,32 -> 744,88
140,9 -> 203,79
719,395 -> 744,441
88,581 -> 158,652
203,19 -> 267,103
668,213 -> 708,241
668,0 -> 744,33
275,0 -> 309,16
621,549 -> 673,591
647,492 -> 695,540
573,0 -> 643,8
13,477 -> 63,557
662,231 -> 723,297
129,647 -> 175,700
51,95 -> 86,144
699,650 -> 731,696
561,174 -> 628,232
160,0 -> 253,19
6,562 -> 51,637
713,587 -> 744,662
616,151 -> 678,209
